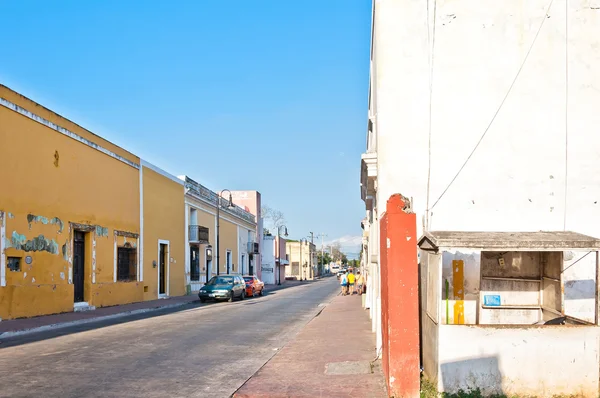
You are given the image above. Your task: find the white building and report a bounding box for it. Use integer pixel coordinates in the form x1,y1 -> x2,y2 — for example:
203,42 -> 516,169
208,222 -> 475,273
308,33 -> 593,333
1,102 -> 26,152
361,0 -> 600,393
261,235 -> 288,285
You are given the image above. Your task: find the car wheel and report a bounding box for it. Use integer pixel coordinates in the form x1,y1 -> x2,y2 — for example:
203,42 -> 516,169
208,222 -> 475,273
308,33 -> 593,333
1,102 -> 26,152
259,287 -> 264,296
227,292 -> 234,302
200,298 -> 206,303
252,288 -> 256,297
240,290 -> 245,300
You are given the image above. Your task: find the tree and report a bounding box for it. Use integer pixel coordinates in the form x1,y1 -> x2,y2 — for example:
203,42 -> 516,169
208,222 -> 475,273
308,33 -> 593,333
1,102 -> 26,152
261,205 -> 286,235
329,242 -> 343,262
317,252 -> 333,266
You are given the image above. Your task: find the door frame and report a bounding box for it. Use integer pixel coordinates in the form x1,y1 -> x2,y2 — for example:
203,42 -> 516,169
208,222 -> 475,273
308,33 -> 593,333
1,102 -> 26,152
73,230 -> 86,303
190,244 -> 200,283
158,239 -> 170,298
226,249 -> 232,274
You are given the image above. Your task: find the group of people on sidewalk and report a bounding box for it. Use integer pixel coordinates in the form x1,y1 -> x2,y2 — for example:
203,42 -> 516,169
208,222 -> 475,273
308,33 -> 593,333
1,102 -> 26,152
340,270 -> 364,296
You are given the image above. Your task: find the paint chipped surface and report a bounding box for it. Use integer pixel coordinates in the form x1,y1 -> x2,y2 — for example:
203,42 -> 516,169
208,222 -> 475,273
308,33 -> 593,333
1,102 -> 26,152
60,272 -> 65,280
95,226 -> 109,237
26,214 -> 64,233
9,231 -> 60,254
62,241 -> 69,261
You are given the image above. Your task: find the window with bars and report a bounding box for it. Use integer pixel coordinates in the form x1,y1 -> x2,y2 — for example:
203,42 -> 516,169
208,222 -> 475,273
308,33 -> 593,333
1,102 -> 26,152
117,247 -> 137,281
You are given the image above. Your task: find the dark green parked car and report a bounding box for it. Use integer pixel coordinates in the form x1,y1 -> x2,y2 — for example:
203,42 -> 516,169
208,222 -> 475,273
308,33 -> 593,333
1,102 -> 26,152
198,275 -> 246,303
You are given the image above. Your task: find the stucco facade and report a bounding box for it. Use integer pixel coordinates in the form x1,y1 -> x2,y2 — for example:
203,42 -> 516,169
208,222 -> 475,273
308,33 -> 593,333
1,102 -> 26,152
182,178 -> 257,293
0,85 -> 187,319
361,0 -> 600,394
231,190 -> 262,278
285,240 -> 317,280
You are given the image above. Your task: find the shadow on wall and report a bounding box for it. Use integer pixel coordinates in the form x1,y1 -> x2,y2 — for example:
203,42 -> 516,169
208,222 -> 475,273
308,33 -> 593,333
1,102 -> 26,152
440,356 -> 504,396
565,279 -> 596,300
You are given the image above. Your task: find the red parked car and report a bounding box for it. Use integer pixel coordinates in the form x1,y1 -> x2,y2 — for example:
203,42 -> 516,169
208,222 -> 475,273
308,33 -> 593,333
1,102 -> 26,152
243,276 -> 265,297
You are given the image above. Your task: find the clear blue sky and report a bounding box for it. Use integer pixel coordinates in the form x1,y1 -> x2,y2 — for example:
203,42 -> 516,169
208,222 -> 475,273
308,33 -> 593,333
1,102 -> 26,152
0,0 -> 371,248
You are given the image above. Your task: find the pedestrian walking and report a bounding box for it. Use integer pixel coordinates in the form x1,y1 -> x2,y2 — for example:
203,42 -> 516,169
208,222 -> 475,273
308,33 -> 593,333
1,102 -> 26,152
356,271 -> 364,296
340,272 -> 348,296
347,271 -> 356,295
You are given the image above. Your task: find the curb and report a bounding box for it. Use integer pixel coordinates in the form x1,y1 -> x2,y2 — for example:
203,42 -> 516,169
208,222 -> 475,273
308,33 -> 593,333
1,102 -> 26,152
0,278 -> 331,340
0,301 -> 194,340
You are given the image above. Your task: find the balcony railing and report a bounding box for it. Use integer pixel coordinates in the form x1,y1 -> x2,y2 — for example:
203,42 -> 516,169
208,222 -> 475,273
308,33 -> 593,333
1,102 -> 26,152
189,225 -> 210,243
183,177 -> 256,224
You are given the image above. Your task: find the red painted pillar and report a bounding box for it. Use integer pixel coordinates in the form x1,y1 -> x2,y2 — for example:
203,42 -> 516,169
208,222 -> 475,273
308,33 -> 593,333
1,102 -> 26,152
380,210 -> 390,380
380,194 -> 419,398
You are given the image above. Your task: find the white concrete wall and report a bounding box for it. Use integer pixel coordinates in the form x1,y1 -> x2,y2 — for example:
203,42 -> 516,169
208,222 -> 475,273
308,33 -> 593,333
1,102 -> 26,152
373,0 -> 600,238
437,324 -> 600,397
261,236 -> 275,285
238,226 -> 249,275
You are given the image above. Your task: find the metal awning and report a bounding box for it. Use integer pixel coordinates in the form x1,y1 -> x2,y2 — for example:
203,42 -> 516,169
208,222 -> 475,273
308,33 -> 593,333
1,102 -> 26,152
418,231 -> 600,252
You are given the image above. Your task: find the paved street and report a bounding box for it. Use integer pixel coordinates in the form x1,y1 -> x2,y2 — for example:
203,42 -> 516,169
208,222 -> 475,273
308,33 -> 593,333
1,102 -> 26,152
0,278 -> 339,398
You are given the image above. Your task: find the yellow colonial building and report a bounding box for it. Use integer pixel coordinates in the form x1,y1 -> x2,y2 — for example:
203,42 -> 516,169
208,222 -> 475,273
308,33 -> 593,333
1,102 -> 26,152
0,85 -> 188,319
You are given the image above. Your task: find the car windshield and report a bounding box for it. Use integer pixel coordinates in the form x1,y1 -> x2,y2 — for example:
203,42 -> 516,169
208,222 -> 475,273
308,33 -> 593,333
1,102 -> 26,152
206,276 -> 234,285
243,277 -> 253,282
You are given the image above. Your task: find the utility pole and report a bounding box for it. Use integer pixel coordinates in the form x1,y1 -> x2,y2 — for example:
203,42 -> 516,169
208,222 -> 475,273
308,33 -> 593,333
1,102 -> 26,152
317,233 -> 327,275
308,232 -> 314,278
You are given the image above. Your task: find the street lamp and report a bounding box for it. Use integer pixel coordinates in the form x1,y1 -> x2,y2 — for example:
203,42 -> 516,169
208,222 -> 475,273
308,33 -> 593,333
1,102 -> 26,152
216,189 -> 234,275
205,245 -> 213,281
277,225 -> 288,285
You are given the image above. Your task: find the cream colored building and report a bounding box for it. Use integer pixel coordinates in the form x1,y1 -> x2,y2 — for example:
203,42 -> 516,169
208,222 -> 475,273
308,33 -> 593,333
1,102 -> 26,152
180,177 -> 257,293
285,240 -> 317,281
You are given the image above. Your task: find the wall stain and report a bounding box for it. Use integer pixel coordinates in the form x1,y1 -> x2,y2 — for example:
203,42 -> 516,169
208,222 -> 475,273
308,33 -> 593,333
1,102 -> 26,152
10,231 -> 59,254
26,214 -> 64,233
62,241 -> 69,261
95,226 -> 109,237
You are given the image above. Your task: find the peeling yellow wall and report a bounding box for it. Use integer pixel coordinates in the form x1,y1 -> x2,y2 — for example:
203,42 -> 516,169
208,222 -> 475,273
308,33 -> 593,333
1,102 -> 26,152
218,219 -> 238,274
0,85 -> 141,319
194,207 -> 216,279
142,167 -> 185,300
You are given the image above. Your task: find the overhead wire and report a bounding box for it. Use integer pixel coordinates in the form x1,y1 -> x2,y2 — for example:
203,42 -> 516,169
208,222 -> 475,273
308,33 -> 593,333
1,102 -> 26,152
427,0 -> 556,212
425,0 -> 438,229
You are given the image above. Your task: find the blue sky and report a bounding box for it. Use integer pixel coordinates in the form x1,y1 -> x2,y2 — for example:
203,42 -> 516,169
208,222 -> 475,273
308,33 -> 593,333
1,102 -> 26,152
0,0 -> 371,253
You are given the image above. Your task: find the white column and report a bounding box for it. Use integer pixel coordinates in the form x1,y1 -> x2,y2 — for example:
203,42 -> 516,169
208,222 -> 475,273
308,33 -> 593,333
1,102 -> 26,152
184,204 -> 190,287
0,211 -> 6,287
139,165 -> 144,282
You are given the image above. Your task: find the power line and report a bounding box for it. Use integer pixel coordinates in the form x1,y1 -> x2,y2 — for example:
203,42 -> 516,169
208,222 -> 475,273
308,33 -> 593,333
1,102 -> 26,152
428,0 -> 556,212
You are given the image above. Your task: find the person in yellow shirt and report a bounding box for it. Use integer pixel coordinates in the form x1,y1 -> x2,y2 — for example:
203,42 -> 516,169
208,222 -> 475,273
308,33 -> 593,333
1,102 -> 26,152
347,271 -> 356,295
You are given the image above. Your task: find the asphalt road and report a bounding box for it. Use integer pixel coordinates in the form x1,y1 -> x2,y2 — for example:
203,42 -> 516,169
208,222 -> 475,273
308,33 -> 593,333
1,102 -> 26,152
0,277 -> 339,398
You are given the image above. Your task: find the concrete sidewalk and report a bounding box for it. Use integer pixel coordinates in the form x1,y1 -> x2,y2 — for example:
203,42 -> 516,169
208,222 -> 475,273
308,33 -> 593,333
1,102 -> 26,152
234,293 -> 387,398
0,279 -> 316,339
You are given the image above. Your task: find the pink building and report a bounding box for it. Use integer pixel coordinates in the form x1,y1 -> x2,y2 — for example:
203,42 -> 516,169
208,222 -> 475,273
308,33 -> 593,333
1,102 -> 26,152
231,191 -> 263,278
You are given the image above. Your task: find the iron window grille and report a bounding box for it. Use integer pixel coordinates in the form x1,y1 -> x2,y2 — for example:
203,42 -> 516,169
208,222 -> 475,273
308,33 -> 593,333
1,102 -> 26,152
117,246 -> 137,281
